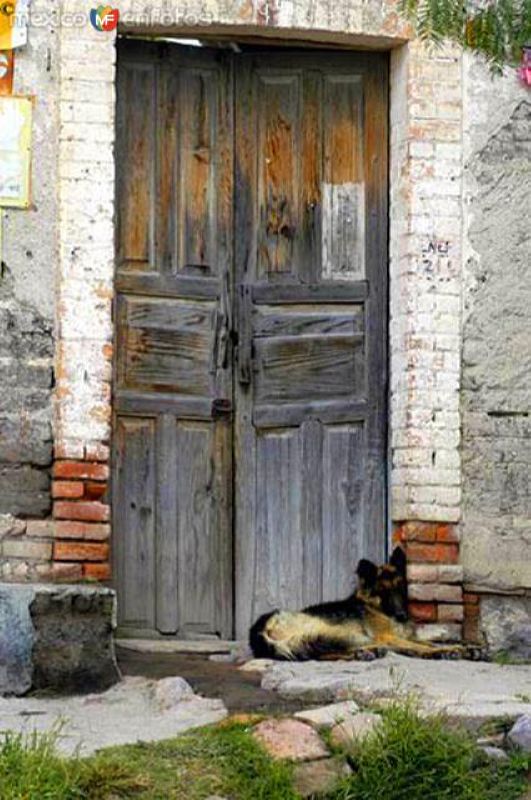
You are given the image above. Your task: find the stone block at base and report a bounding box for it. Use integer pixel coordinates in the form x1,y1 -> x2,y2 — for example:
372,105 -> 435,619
0,583 -> 120,696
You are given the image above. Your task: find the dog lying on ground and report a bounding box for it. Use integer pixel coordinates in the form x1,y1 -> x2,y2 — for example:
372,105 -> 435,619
249,547 -> 460,660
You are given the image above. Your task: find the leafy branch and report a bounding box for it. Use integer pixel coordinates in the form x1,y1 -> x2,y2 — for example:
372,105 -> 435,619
399,0 -> 531,71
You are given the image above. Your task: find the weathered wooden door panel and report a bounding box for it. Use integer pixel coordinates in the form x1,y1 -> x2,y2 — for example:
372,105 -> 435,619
114,43 -> 388,640
234,52 -> 388,637
113,41 -> 233,638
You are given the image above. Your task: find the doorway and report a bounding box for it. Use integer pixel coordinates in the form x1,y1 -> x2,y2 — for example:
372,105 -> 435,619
113,39 -> 388,640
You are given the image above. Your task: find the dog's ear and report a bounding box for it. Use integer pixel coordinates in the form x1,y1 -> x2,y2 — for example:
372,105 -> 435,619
356,558 -> 378,590
390,546 -> 407,575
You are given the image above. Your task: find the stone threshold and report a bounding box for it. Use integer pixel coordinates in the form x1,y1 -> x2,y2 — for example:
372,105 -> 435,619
115,638 -> 239,655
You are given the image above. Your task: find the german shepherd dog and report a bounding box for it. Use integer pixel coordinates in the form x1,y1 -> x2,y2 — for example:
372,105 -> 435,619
249,547 -> 458,660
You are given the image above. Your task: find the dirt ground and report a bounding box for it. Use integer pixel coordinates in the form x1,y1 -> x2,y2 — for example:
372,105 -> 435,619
116,647 -> 306,715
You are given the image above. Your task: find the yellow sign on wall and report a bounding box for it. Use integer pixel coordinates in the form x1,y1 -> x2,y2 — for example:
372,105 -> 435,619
0,95 -> 32,207
0,0 -> 29,51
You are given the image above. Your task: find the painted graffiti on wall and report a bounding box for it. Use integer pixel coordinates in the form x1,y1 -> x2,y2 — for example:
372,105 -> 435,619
421,238 -> 451,271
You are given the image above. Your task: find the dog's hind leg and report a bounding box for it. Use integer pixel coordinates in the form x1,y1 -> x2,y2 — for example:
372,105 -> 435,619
381,637 -> 463,658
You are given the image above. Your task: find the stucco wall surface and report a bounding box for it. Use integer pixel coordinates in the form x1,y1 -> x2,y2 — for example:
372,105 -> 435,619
461,54 -> 531,595
0,0 -> 59,518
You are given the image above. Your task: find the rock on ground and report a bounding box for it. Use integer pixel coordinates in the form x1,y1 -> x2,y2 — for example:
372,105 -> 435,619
479,746 -> 509,761
0,676 -> 227,755
508,715 -> 531,752
295,700 -> 360,728
480,596 -> 531,661
258,653 -> 531,727
252,718 -> 329,761
329,713 -> 381,748
293,758 -> 352,797
0,583 -> 120,697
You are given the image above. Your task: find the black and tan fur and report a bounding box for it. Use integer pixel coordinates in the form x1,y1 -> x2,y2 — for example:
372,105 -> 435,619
249,547 -> 459,660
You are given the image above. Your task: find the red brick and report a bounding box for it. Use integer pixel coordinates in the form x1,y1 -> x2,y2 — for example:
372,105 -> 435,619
36,562 -> 83,581
84,562 -> 111,581
54,501 -> 110,523
406,542 -> 459,564
55,521 -> 110,541
393,524 -> 406,544
463,592 -> 480,605
84,481 -> 107,500
54,541 -> 109,562
53,461 -> 109,481
436,524 -> 460,543
409,601 -> 437,622
403,522 -> 437,543
463,617 -> 482,644
52,480 -> 84,499
466,606 -> 480,622
438,603 -> 464,622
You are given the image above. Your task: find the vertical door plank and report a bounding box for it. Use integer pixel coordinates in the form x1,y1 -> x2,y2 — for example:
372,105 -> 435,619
300,70 -> 322,283
116,63 -> 156,267
322,75 -> 365,280
156,65 -> 179,273
213,418 -> 233,638
322,424 -> 365,601
254,429 -> 302,617
113,417 -> 156,629
257,73 -> 301,276
300,418 -> 323,607
156,413 -> 179,633
176,421 -> 217,634
179,69 -> 217,271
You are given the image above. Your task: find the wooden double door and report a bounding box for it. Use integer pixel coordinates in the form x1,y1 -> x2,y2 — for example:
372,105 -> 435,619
113,40 -> 388,639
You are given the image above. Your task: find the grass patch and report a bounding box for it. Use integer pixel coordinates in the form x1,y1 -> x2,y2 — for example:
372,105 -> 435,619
0,722 -> 296,800
94,722 -> 297,799
329,699 -> 529,800
1,706 -> 528,800
0,726 -> 146,800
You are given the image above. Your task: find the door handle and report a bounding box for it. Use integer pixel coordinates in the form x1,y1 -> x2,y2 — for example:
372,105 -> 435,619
237,283 -> 252,385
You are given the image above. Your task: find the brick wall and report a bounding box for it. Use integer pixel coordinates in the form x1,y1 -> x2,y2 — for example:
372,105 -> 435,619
394,522 -> 463,641
51,447 -> 111,580
389,40 -> 463,526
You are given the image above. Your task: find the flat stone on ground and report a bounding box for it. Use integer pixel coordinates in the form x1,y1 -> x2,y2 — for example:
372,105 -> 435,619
258,654 -> 531,726
239,658 -> 276,672
0,676 -> 227,755
330,713 -> 381,747
252,718 -> 329,761
293,758 -> 352,797
295,700 -> 360,729
262,669 -> 360,703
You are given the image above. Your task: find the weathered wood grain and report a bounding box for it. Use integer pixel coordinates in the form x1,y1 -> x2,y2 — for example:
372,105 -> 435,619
114,42 -> 233,638
113,416 -> 156,629
114,43 -> 388,640
116,62 -> 155,268
233,50 -> 388,638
